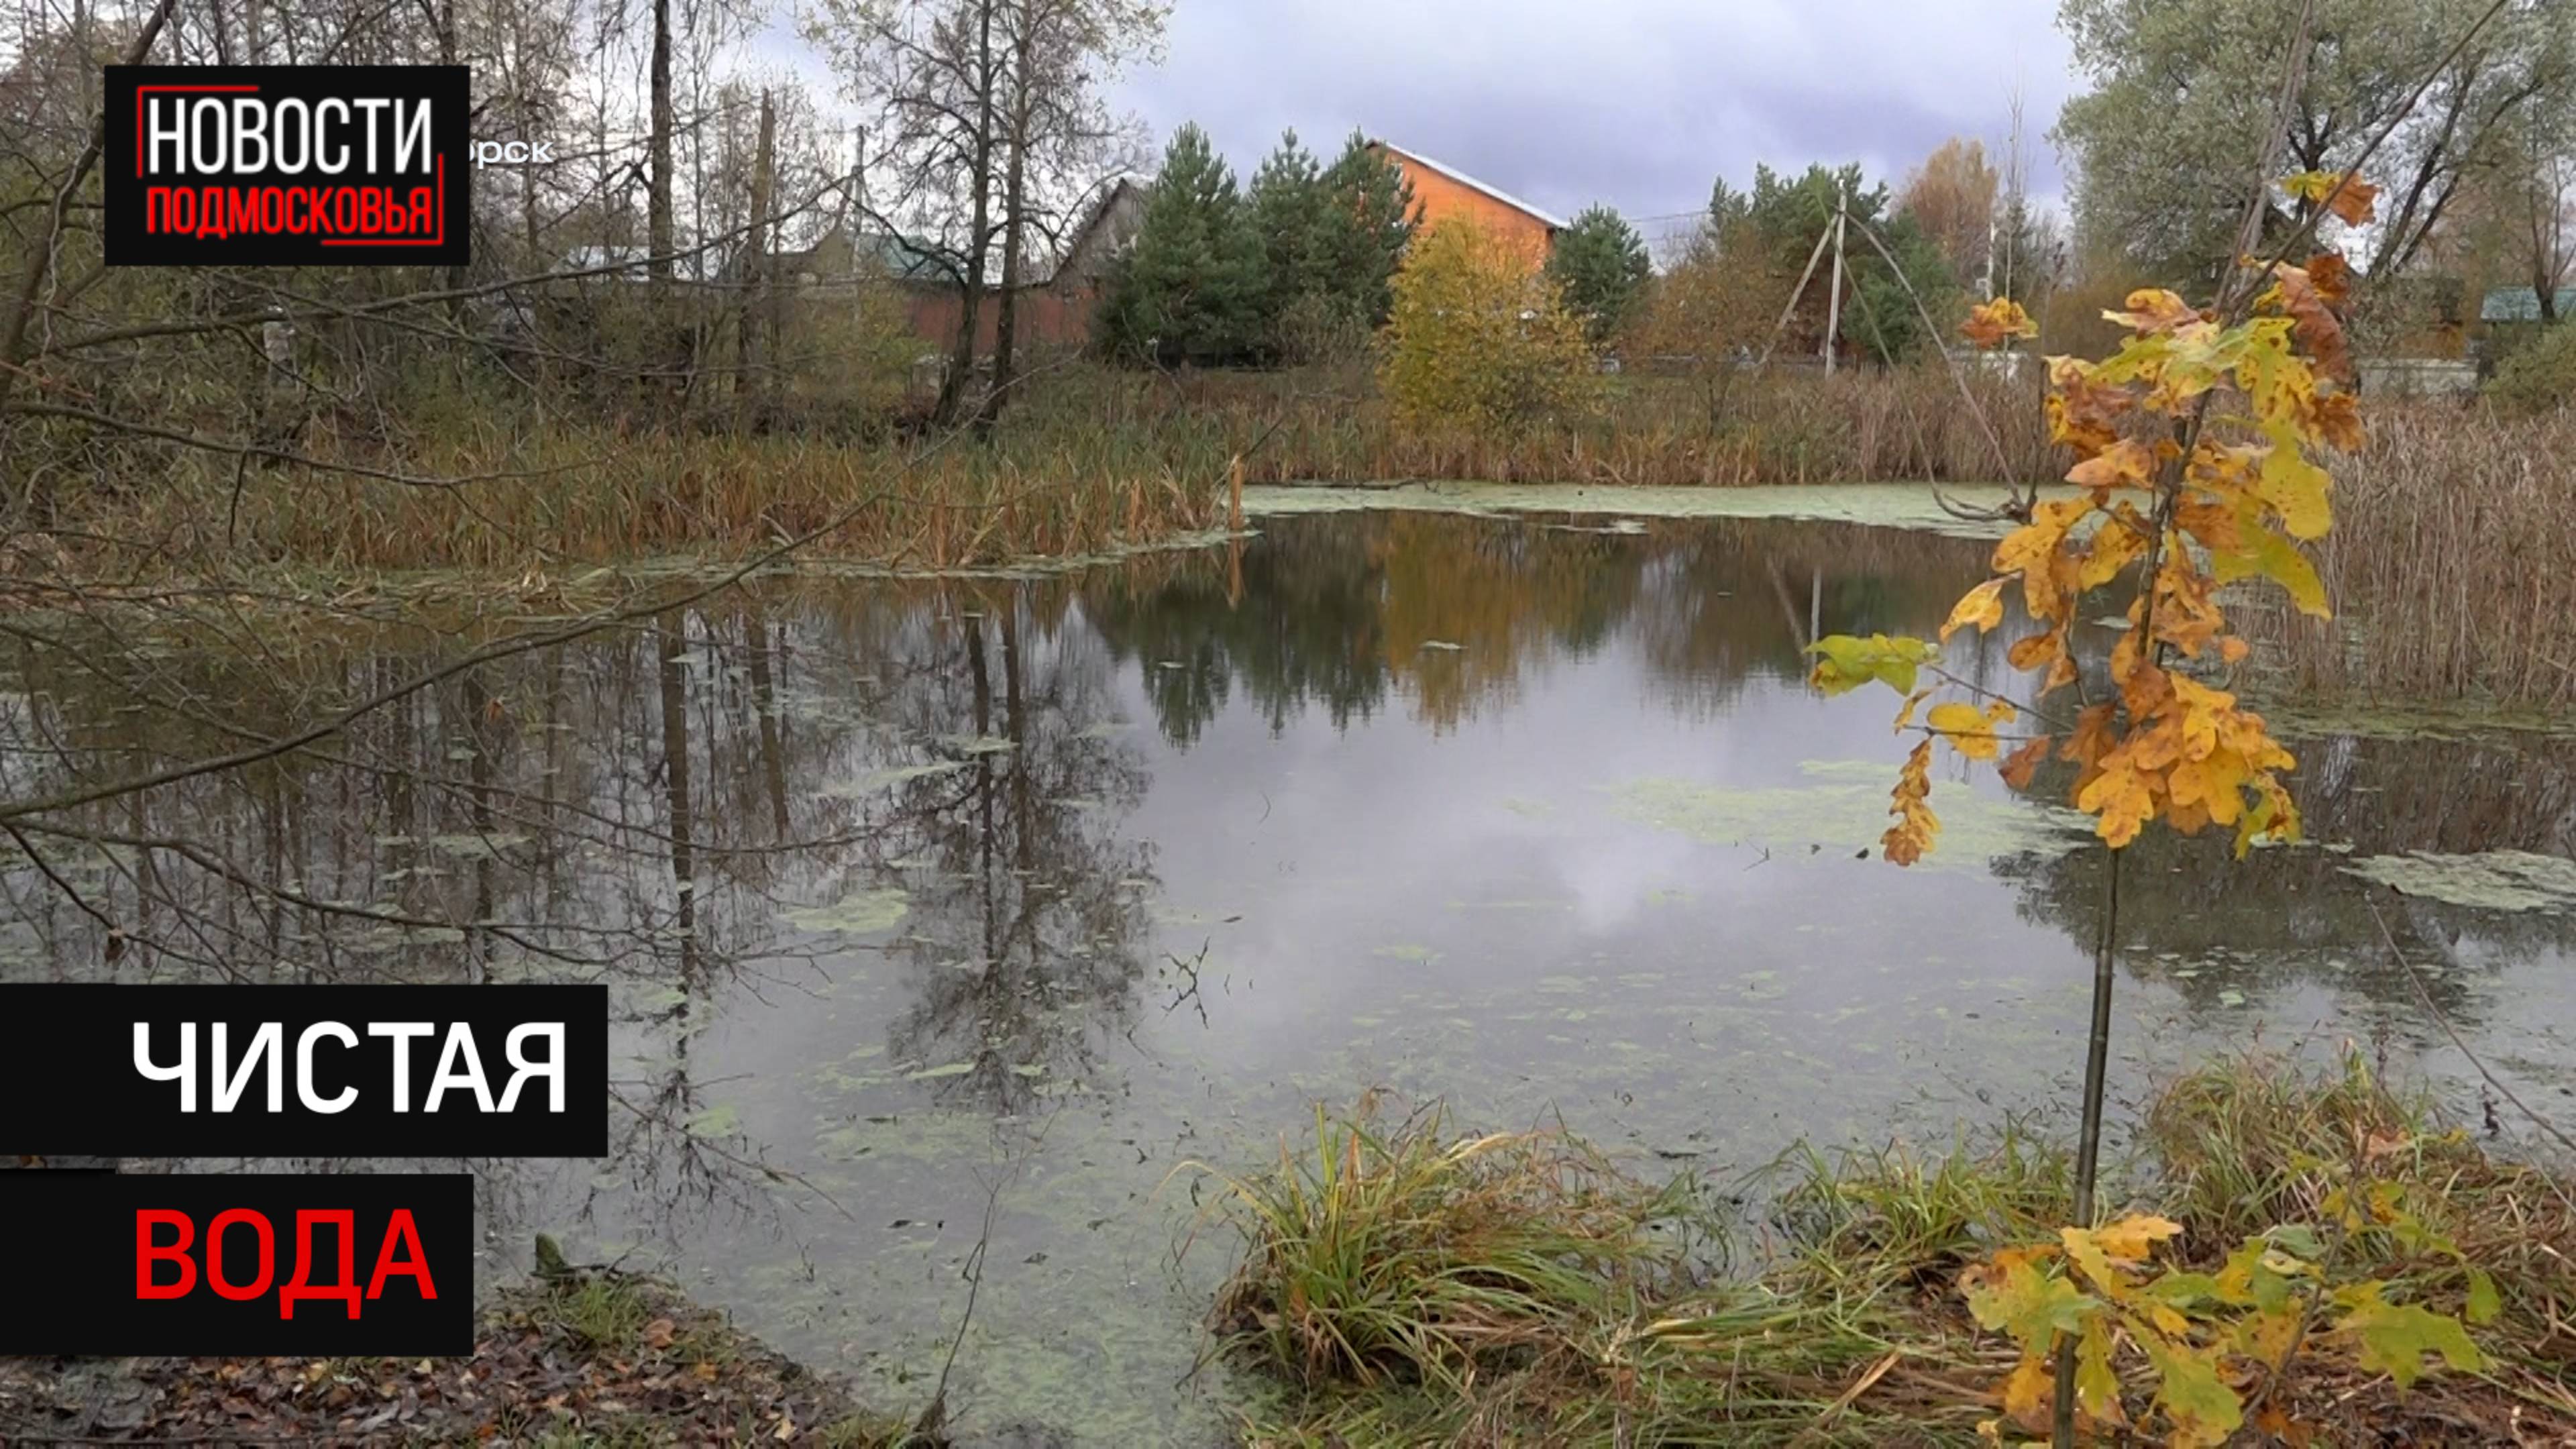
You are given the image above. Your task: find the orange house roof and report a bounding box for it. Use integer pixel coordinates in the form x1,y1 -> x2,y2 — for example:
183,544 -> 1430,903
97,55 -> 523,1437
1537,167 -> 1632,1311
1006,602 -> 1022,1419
1366,141 -> 1564,257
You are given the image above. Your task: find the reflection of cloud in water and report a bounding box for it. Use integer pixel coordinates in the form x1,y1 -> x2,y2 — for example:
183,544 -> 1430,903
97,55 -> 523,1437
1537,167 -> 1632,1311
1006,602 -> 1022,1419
1547,812 -> 1705,935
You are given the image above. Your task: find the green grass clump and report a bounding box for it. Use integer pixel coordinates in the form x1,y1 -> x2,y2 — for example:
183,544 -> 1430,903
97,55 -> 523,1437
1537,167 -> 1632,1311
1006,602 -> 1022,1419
1200,1100 -> 1713,1392
1193,1100 -> 1993,1445
1203,1059 -> 2576,1446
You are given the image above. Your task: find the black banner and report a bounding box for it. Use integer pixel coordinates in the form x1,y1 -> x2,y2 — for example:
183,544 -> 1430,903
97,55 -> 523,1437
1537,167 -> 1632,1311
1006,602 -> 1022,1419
0,984 -> 607,1157
0,1173 -> 474,1355
103,65 -> 472,266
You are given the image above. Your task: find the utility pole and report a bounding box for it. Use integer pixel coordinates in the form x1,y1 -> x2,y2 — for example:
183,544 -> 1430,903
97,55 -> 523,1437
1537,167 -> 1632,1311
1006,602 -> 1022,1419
1823,184 -> 1848,374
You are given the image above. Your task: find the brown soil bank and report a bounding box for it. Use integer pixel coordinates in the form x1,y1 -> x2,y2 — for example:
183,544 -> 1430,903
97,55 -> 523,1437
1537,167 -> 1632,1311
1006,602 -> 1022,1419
0,1264 -> 914,1447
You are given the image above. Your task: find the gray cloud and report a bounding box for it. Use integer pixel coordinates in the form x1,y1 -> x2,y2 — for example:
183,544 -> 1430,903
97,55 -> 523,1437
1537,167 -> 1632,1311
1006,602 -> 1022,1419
1109,0 -> 2080,234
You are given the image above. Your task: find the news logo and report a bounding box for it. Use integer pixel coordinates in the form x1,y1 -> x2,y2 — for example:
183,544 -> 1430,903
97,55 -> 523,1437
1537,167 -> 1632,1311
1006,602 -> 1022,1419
0,1174 -> 472,1355
102,66 -> 472,266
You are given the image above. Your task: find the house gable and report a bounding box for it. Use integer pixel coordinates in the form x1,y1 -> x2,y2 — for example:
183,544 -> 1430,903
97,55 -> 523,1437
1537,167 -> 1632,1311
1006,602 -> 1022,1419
1364,140 -> 1562,259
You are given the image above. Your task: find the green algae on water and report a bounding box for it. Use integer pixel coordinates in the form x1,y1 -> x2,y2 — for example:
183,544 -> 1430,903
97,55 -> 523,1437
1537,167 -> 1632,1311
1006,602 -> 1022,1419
2341,851 -> 2576,913
785,888 -> 912,935
819,761 -> 969,797
1609,759 -> 2090,867
1240,481 -> 2057,539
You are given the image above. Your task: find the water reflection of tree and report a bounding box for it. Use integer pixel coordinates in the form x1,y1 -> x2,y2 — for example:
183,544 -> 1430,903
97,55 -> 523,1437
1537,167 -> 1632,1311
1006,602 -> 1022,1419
1996,734 -> 2576,1029
1631,519 -> 1990,714
1085,517 -> 1389,745
1087,511 -> 1995,743
851,588 -> 1159,1116
0,583 -> 1061,1226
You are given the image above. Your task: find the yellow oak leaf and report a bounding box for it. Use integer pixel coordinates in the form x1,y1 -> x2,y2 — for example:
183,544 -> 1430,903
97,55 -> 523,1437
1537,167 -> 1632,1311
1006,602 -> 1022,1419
2143,1334 -> 2245,1449
2077,757 -> 2155,848
1882,739 -> 1939,866
2000,1354 -> 2053,1432
2104,288 -> 2201,335
1929,700 -> 2017,761
1941,577 -> 2009,643
1962,297 -> 2039,349
1892,688 -> 1929,731
2212,514 -> 2329,619
2076,517 -> 2147,590
2255,427 -> 2333,539
2066,437 -> 2155,491
2092,1214 -> 2185,1260
2281,170 -> 2377,223
2077,1319 -> 2129,1428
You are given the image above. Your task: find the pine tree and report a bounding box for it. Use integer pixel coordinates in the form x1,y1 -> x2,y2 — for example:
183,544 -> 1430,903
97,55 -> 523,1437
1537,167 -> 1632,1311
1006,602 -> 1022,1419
1246,129 -> 1331,349
1317,131 -> 1417,330
1101,123 -> 1261,364
1545,205 -> 1652,346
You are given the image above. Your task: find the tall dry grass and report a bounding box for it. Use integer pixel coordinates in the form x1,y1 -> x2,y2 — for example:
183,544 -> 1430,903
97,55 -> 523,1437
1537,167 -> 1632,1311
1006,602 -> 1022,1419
2253,405 -> 2576,710
1056,362 -> 2059,488
54,424 -> 1228,576
36,362 -> 2051,581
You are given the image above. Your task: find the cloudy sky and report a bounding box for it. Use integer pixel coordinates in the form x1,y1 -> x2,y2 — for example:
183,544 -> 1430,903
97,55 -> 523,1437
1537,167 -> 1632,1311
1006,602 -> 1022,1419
749,1 -> 2088,244
1106,0 -> 2084,241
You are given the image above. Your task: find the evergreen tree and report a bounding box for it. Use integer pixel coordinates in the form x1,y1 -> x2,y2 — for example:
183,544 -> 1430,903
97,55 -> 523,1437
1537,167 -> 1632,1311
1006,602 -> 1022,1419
1707,177 -> 1750,233
1316,131 -> 1418,329
1737,162 -> 1962,364
1246,129 -> 1332,343
1100,123 -> 1262,364
1545,205 -> 1652,346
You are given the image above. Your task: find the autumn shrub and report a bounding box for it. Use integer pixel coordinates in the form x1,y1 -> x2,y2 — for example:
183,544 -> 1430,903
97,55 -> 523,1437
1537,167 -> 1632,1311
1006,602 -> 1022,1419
1379,222 -> 1599,433
2487,321 -> 2576,415
770,278 -> 924,428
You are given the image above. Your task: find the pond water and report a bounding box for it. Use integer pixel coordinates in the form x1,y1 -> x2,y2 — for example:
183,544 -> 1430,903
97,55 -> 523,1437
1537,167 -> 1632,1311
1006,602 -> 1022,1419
5,500 -> 2574,1444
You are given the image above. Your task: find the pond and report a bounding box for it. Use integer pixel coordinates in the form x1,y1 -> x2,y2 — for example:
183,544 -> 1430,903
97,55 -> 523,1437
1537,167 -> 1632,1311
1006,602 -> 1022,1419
4,498 -> 2573,1444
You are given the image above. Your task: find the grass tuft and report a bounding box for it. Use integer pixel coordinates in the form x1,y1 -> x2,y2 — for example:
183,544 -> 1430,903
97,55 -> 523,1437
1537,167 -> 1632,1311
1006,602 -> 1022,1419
1201,1099 -> 1715,1393
1208,1059 -> 2576,1446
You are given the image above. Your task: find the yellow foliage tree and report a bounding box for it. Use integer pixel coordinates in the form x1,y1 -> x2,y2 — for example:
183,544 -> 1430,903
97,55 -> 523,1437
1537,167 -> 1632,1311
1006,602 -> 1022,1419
1812,176 -> 2485,1444
1379,222 -> 1598,433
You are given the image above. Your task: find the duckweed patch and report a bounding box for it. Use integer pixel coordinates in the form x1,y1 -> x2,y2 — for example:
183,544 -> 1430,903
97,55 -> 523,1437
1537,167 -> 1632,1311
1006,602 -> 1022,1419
820,761 -> 971,796
2343,850 -> 2576,912
786,888 -> 913,936
1240,482 -> 2056,539
1608,760 -> 2090,866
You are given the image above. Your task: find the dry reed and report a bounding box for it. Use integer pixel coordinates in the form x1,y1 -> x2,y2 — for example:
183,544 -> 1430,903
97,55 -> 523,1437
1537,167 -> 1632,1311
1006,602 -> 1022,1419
2250,403 -> 2576,710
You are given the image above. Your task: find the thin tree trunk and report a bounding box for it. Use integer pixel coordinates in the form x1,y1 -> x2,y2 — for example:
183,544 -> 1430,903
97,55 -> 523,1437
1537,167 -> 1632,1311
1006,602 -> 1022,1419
648,0 -> 678,391
977,15 -> 1036,435
2051,846 -> 2124,1446
657,612 -> 700,988
440,0 -> 464,313
935,0 -> 999,427
739,90 -> 776,433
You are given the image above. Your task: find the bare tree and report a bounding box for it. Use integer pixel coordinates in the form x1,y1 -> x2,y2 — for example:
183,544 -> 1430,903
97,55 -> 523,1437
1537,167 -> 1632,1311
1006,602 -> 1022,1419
808,0 -> 1156,429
